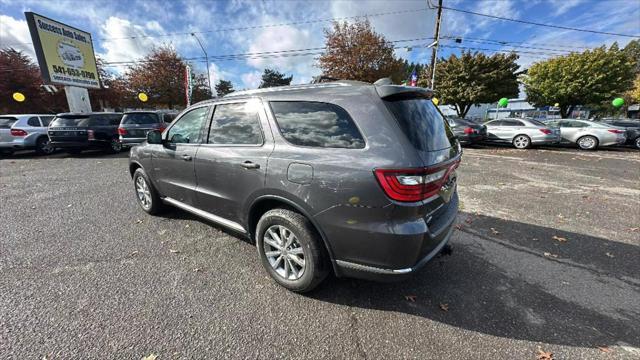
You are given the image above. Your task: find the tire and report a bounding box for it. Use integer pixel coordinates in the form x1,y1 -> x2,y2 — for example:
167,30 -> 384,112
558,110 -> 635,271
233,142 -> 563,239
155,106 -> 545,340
256,209 -> 328,292
133,168 -> 164,215
35,136 -> 55,155
577,135 -> 598,150
108,138 -> 123,153
512,134 -> 531,149
635,137 -> 640,150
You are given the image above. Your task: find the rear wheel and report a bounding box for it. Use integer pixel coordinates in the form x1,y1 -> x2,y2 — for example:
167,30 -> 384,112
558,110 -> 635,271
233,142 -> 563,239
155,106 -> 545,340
635,137 -> 640,150
108,138 -> 123,153
256,209 -> 328,292
512,134 -> 531,149
577,135 -> 598,150
35,136 -> 55,155
133,168 -> 164,215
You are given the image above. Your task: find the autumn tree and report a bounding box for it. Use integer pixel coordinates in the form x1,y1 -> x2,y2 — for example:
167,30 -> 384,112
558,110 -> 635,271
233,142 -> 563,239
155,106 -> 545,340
622,40 -> 640,74
89,58 -> 135,110
127,45 -> 186,108
259,68 -> 292,88
191,73 -> 212,103
523,45 -> 635,118
318,19 -> 403,83
215,79 -> 234,96
425,51 -> 520,118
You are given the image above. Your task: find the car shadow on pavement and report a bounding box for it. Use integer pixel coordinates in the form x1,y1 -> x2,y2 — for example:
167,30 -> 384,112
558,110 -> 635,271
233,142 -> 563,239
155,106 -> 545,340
310,213 -> 640,348
0,149 -> 131,159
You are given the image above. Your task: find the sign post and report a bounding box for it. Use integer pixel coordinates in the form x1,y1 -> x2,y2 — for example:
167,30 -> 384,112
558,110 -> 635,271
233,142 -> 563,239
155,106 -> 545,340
25,12 -> 100,112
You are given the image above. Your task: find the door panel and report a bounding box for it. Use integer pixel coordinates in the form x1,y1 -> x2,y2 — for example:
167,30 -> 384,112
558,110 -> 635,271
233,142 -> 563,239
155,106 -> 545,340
194,99 -> 274,224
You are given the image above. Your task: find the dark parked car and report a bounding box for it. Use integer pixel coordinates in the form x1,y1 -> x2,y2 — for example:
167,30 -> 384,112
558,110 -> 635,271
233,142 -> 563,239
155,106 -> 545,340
48,112 -> 123,154
446,117 -> 486,145
600,119 -> 640,149
118,110 -> 178,147
129,81 -> 461,292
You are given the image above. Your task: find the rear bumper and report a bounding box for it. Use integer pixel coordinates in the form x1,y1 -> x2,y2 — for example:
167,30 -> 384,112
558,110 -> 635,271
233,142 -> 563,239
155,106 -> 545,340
321,192 -> 459,282
0,138 -> 31,149
458,134 -> 486,144
120,137 -> 146,146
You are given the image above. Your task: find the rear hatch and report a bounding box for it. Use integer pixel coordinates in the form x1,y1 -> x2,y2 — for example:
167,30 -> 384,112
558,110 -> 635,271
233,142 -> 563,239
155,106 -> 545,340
0,117 -> 19,143
48,115 -> 91,143
120,112 -> 164,138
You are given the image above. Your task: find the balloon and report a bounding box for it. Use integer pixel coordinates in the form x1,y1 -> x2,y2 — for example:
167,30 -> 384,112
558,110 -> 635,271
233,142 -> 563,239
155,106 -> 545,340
554,103 -> 560,107
612,98 -> 624,108
12,92 -> 25,102
498,98 -> 508,107
138,93 -> 148,102
432,97 -> 439,105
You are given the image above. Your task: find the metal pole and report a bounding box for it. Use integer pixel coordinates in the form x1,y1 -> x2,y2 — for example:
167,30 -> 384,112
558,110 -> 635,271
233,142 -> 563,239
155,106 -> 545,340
191,33 -> 212,97
429,0 -> 443,90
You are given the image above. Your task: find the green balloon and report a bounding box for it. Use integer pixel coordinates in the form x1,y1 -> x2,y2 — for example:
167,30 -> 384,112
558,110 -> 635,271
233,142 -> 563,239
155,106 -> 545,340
498,98 -> 509,107
612,98 -> 624,108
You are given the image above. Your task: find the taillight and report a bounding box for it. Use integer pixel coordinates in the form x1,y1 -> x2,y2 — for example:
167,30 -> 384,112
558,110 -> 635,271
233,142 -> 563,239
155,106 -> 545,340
87,130 -> 95,140
607,129 -> 624,134
374,159 -> 460,202
539,128 -> 552,135
117,127 -> 127,135
10,129 -> 28,137
463,127 -> 474,134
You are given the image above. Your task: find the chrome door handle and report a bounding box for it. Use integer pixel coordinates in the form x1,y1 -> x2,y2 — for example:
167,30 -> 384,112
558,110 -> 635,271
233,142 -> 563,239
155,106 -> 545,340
241,161 -> 260,169
181,154 -> 192,161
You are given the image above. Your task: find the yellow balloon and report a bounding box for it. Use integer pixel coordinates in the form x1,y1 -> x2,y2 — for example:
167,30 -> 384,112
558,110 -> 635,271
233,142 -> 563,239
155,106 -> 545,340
12,92 -> 25,102
138,93 -> 148,102
554,103 -> 559,107
432,97 -> 439,106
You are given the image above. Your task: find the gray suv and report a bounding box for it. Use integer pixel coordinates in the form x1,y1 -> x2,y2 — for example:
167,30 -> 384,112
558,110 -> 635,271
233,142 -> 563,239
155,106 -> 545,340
129,81 -> 461,292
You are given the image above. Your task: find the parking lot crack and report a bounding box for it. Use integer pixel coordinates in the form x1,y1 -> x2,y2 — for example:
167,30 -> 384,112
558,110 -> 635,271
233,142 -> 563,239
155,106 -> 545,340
349,312 -> 367,360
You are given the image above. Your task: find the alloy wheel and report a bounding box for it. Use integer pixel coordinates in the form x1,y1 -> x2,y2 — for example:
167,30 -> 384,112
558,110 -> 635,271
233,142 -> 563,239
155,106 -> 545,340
578,137 -> 596,150
39,139 -> 54,154
111,139 -> 123,152
636,137 -> 640,149
263,225 -> 306,280
135,176 -> 152,209
514,135 -> 529,149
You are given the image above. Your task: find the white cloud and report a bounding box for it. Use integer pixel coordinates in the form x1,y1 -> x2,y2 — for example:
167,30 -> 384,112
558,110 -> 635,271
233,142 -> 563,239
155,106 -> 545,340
551,0 -> 585,16
0,15 -> 36,59
208,62 -> 232,87
241,70 -> 261,89
99,16 -> 156,64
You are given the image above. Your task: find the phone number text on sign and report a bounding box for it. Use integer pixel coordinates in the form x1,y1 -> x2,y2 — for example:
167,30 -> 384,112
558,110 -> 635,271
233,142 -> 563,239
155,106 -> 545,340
52,65 -> 96,79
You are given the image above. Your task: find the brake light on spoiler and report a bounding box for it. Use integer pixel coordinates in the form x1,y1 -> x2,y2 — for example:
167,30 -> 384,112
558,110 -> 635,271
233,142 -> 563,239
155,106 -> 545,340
374,158 -> 461,202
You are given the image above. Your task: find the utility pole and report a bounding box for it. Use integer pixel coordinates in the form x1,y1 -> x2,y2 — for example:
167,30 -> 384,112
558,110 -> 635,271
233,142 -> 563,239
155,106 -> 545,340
191,33 -> 212,97
429,0 -> 443,90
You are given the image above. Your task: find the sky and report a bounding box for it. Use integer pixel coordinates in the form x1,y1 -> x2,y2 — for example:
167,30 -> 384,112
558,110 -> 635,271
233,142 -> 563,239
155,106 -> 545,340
1,0 -> 639,90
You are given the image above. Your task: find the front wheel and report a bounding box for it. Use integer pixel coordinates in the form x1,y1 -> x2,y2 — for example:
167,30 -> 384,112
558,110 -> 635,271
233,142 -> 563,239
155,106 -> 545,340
256,209 -> 328,292
512,134 -> 531,149
133,168 -> 164,215
577,135 -> 598,150
35,137 -> 55,155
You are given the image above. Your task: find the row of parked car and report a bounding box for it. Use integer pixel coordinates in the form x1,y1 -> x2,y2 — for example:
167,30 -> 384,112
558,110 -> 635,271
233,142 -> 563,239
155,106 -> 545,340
448,117 -> 640,150
0,110 -> 178,155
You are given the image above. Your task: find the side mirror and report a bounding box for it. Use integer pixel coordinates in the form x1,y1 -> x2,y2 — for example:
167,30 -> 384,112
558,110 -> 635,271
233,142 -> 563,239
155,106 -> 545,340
146,129 -> 163,144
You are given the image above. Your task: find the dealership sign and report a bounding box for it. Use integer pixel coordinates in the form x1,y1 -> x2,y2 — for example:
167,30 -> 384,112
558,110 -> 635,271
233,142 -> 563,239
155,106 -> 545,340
25,12 -> 100,89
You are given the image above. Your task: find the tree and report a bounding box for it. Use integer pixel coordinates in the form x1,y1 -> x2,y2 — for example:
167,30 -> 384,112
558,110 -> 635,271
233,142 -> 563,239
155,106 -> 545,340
127,45 -> 187,108
318,19 -> 403,83
89,58 -> 134,110
0,48 -> 66,113
623,40 -> 640,74
523,45 -> 636,118
191,73 -> 212,103
215,79 -> 234,96
258,68 -> 292,88
423,51 -> 520,118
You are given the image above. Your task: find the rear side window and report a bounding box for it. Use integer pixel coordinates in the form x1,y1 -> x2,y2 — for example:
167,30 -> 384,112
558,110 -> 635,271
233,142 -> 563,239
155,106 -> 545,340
270,101 -> 365,149
383,95 -> 453,151
122,113 -> 160,125
27,117 -> 41,126
0,117 -> 18,129
208,102 -> 263,145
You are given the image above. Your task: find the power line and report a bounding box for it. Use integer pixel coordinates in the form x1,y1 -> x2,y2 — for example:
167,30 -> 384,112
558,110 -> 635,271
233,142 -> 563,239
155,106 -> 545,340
439,3 -> 640,38
442,35 -> 594,51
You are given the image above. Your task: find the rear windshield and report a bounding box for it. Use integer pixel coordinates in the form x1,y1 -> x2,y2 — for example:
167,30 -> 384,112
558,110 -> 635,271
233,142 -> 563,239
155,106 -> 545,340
0,117 -> 18,129
527,119 -> 547,127
122,113 -> 160,125
51,114 -> 121,127
51,116 -> 91,127
383,95 -> 454,151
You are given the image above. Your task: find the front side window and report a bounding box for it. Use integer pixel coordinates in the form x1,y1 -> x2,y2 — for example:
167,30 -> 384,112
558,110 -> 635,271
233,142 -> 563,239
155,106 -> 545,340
167,106 -> 209,144
270,101 -> 365,149
208,102 -> 263,145
27,117 -> 41,127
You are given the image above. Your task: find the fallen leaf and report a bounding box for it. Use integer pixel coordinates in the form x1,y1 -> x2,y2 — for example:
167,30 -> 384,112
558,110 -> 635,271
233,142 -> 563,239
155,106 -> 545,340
537,349 -> 553,360
439,303 -> 449,312
141,355 -> 158,360
404,295 -> 417,302
605,252 -> 614,258
66,204 -> 72,208
129,251 -> 139,257
31,205 -> 36,209
596,346 -> 612,353
628,227 -> 639,232
169,249 -> 180,254
135,219 -> 143,224
552,235 -> 567,242
193,268 -> 201,272
454,224 -> 463,230
157,229 -> 167,235
532,238 -> 539,241
490,228 -> 500,235
544,252 -> 558,258
185,224 -> 190,228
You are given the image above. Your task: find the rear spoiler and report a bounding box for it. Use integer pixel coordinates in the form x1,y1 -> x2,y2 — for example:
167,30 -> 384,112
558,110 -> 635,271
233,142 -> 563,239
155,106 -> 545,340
375,84 -> 433,99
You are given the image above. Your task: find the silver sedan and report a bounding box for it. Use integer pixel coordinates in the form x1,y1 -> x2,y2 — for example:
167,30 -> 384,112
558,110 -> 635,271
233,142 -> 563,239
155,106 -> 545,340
483,118 -> 561,149
545,119 -> 626,150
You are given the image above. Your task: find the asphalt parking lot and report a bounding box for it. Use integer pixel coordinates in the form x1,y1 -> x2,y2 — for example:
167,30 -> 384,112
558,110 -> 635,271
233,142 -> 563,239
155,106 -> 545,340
1,146 -> 639,359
